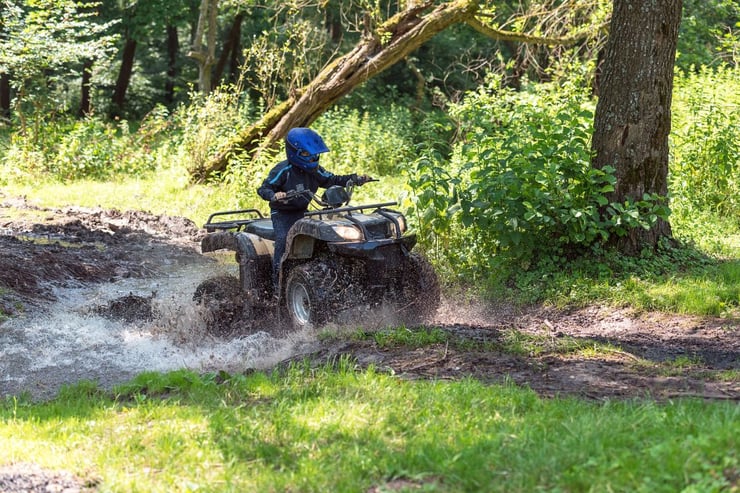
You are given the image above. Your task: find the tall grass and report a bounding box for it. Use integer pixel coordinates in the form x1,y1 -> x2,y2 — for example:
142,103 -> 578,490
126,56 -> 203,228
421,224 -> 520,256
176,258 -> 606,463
1,366 -> 737,492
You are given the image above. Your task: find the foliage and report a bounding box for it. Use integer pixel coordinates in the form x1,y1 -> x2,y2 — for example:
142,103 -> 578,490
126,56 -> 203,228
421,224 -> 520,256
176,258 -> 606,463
0,0 -> 119,120
172,85 -> 255,180
242,15 -> 331,109
670,65 -> 740,229
1,366 -> 737,492
0,109 -> 171,182
312,105 -> 418,176
678,0 -> 740,69
408,75 -> 669,283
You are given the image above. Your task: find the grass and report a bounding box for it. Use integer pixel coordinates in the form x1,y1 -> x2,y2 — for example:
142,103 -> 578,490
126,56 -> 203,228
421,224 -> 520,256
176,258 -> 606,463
2,166 -> 237,227
1,365 -> 738,492
499,242 -> 740,318
2,164 -> 409,229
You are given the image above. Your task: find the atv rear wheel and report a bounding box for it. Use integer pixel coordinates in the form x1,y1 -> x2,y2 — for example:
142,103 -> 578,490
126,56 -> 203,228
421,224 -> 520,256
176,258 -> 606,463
193,274 -> 241,303
193,274 -> 245,336
284,260 -> 337,331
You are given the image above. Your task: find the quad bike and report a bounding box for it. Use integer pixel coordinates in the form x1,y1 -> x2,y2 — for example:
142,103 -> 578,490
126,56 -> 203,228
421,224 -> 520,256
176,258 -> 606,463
195,180 -> 440,333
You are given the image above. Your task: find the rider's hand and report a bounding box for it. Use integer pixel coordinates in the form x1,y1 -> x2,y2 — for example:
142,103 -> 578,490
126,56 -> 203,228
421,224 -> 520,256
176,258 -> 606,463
273,191 -> 287,201
358,175 -> 374,185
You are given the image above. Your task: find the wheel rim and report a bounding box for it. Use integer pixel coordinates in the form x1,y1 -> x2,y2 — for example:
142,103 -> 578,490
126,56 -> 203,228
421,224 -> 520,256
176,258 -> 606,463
288,282 -> 311,327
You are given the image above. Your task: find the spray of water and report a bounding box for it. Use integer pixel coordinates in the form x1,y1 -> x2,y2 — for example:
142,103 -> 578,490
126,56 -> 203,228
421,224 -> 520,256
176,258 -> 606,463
0,259 -> 311,400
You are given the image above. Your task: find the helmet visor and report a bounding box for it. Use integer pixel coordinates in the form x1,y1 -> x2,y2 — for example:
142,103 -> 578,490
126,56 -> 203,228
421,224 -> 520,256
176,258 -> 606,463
298,150 -> 320,162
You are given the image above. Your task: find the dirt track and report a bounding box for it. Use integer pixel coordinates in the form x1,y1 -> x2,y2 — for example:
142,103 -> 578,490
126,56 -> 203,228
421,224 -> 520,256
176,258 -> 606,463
0,196 -> 737,492
0,196 -> 738,403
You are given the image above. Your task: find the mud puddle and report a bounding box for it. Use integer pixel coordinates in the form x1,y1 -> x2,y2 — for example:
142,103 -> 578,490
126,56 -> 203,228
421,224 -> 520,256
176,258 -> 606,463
0,261 -> 305,400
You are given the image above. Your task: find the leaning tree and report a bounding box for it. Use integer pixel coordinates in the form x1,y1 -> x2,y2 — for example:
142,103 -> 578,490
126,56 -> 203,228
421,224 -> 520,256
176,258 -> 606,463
193,0 -> 604,181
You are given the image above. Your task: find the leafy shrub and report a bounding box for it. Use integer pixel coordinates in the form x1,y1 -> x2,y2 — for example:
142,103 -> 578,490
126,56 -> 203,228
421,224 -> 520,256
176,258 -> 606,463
408,76 -> 668,282
2,108 -> 172,182
173,86 -> 255,180
678,0 -> 740,69
312,106 -> 417,176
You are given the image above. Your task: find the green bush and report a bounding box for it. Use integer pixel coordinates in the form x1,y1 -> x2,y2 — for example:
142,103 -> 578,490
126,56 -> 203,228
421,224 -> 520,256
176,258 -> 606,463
312,106 -> 418,176
173,86 -> 255,180
1,109 -> 172,182
670,65 -> 740,230
409,76 -> 668,282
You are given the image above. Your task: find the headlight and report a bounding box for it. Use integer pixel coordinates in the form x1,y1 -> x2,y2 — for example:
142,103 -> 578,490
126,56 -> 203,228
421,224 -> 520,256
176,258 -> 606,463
396,216 -> 407,234
333,225 -> 363,241
388,215 -> 406,236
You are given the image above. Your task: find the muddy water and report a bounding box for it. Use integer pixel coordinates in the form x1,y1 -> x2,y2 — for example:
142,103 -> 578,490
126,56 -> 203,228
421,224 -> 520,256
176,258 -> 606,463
0,260 -> 309,401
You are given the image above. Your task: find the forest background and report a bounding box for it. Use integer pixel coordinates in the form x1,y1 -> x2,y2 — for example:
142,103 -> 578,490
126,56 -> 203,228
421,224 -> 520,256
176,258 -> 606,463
0,0 -> 739,309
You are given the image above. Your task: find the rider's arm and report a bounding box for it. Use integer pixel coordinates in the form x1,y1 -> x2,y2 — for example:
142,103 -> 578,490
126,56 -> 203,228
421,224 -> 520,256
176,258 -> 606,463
257,162 -> 290,201
315,166 -> 370,188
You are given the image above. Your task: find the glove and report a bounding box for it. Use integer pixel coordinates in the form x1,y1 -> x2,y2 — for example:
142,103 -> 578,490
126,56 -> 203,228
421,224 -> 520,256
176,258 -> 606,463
357,175 -> 374,185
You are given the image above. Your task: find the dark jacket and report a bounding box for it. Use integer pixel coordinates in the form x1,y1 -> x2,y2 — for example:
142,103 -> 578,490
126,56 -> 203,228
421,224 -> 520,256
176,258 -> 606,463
257,160 -> 359,212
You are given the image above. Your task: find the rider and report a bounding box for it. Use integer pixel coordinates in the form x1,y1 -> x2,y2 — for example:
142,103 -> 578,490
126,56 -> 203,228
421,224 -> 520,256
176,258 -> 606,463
257,127 -> 373,295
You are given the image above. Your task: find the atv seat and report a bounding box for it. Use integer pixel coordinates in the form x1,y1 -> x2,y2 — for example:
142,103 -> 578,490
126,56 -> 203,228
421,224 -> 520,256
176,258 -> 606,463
245,218 -> 275,241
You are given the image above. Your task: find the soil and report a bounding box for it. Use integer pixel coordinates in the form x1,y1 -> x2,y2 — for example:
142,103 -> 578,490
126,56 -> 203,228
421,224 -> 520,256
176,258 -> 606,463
0,195 -> 737,491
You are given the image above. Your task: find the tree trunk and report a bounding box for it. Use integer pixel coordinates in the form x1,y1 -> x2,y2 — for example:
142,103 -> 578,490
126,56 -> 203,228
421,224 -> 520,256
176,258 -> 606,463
111,37 -> 137,117
188,0 -> 218,95
0,72 -> 10,122
196,0 -> 478,181
591,0 -> 682,254
212,12 -> 243,90
165,24 -> 179,106
78,59 -> 93,117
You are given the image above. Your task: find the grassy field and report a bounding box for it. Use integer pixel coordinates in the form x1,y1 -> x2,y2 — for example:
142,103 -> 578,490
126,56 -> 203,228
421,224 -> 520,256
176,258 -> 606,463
2,364 -> 738,492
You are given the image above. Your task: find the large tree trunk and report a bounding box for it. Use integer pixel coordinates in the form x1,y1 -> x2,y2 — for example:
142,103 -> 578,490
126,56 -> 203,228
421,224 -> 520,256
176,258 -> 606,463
195,0 -> 478,181
111,37 -> 137,117
591,0 -> 682,254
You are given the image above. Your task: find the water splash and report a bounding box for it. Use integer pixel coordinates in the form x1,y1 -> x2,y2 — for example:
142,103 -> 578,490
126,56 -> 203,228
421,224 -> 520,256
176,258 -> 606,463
0,259 -> 306,400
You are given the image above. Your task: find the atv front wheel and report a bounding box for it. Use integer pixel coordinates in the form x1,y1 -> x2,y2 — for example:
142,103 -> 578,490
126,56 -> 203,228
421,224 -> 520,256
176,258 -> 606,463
284,260 -> 337,331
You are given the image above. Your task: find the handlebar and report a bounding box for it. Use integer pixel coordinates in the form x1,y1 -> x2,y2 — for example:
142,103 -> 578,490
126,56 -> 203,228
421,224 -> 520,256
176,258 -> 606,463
273,177 -> 378,206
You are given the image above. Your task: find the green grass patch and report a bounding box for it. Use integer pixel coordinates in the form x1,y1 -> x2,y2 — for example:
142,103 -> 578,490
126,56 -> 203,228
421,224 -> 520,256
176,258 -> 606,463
1,366 -> 737,492
491,241 -> 740,317
2,164 -> 409,231
359,326 -> 638,361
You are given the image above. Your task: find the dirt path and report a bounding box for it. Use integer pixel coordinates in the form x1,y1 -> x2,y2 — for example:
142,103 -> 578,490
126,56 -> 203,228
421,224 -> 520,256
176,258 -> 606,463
0,196 -> 737,492
0,196 -> 737,403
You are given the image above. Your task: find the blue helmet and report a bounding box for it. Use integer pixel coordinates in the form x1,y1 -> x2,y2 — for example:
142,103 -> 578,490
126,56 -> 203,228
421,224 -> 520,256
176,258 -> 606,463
285,127 -> 329,171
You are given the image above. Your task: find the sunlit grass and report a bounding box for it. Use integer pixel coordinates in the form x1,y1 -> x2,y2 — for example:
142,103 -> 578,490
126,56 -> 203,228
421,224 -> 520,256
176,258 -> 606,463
3,166 -> 236,226
3,164 -> 408,228
1,366 -> 738,492
505,252 -> 740,317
